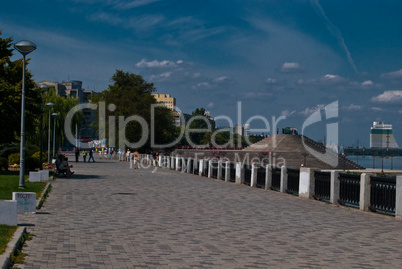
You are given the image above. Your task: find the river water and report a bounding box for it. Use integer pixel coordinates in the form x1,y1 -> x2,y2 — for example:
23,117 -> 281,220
347,155 -> 402,170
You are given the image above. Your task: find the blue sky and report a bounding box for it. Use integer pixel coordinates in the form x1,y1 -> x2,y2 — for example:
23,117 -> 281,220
2,0 -> 402,147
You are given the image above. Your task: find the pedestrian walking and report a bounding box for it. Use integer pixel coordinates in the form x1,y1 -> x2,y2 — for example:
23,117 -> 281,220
88,148 -> 95,162
83,150 -> 87,162
133,150 -> 140,169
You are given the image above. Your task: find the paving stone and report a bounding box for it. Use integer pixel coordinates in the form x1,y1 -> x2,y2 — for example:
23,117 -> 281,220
16,157 -> 402,268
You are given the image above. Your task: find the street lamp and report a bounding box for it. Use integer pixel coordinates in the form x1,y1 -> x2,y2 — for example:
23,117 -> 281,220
38,84 -> 49,170
46,102 -> 55,163
52,113 -> 59,158
14,40 -> 37,189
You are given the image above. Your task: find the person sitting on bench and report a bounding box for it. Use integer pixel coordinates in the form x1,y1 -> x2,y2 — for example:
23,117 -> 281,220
58,156 -> 74,177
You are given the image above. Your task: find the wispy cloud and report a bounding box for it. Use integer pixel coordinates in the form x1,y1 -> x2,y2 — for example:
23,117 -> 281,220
73,0 -> 161,9
136,59 -> 184,68
381,69 -> 402,79
371,90 -> 402,103
279,62 -> 305,73
310,0 -> 358,73
342,104 -> 363,111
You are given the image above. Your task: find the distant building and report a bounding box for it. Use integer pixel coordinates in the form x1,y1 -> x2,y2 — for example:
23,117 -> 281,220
370,121 -> 399,148
37,80 -> 94,104
234,124 -> 250,136
244,124 -> 250,137
152,94 -> 176,111
36,80 -> 97,141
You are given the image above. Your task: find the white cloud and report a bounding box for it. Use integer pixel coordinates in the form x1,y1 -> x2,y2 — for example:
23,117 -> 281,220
192,82 -> 211,90
321,74 -> 345,83
361,80 -> 374,86
371,107 -> 385,112
300,104 -> 325,116
381,69 -> 402,79
279,62 -> 305,73
213,76 -> 230,83
136,59 -> 179,68
241,92 -> 272,99
281,109 -> 296,117
265,78 -> 277,84
343,104 -> 363,111
207,102 -> 214,108
371,90 -> 402,103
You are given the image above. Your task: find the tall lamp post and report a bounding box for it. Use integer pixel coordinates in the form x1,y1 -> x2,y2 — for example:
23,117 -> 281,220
52,113 -> 59,158
14,40 -> 37,189
46,102 -> 55,163
39,84 -> 49,170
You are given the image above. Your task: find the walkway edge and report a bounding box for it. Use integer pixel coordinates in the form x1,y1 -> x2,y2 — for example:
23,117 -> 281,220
0,226 -> 26,269
36,182 -> 51,209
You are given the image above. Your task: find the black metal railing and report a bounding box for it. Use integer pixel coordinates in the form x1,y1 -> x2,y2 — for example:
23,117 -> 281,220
271,167 -> 281,191
314,171 -> 331,202
229,162 -> 236,182
370,176 -> 396,215
177,158 -> 182,170
339,173 -> 360,208
220,162 -> 226,180
287,168 -> 300,196
211,162 -> 218,179
188,159 -> 194,174
256,166 -> 266,189
244,164 -> 252,186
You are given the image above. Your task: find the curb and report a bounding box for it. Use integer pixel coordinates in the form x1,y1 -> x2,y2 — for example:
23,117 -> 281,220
36,182 -> 51,209
0,227 -> 26,269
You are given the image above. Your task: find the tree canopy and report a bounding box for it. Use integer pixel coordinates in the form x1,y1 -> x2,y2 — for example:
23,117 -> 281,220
0,31 -> 41,144
91,70 -> 178,152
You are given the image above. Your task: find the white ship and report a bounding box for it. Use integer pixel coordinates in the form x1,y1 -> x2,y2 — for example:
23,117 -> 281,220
370,121 -> 399,148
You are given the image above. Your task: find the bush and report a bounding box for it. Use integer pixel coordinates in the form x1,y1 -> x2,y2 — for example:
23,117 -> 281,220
31,151 -> 46,163
25,156 -> 40,171
8,153 -> 20,165
0,157 -> 8,170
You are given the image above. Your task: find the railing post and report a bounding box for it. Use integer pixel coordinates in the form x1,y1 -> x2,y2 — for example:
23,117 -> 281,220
170,156 -> 175,169
199,160 -> 204,176
217,160 -> 222,179
158,155 -> 162,167
251,163 -> 258,187
330,170 -> 341,205
235,162 -> 244,184
208,160 -> 212,178
265,165 -> 272,190
225,161 -> 230,182
299,168 -> 315,199
175,157 -> 180,171
181,158 -> 187,172
187,158 -> 192,173
359,173 -> 371,211
280,166 -> 288,193
396,176 -> 402,219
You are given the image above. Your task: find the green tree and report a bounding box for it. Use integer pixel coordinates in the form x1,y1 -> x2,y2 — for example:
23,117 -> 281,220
91,70 -> 177,152
0,31 -> 41,144
187,108 -> 214,146
41,87 -> 84,152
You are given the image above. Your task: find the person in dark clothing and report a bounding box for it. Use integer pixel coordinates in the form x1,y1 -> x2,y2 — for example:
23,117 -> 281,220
75,147 -> 79,163
88,148 -> 95,162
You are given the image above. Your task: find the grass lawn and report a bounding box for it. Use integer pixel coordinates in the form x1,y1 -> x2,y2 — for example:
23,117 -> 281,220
0,170 -> 47,200
0,225 -> 18,255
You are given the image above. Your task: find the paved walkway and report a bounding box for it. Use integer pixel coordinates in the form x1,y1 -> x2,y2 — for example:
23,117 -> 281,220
18,158 -> 402,268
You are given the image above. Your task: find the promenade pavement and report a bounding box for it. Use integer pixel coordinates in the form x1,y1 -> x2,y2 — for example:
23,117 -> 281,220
17,157 -> 402,268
